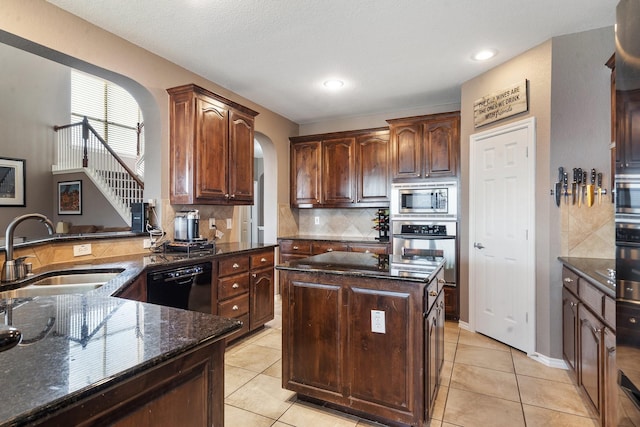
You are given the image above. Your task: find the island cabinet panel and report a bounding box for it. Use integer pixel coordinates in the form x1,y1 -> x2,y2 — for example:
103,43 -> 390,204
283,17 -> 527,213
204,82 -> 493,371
168,84 -> 258,205
579,304 -> 603,412
347,287 -> 412,412
39,341 -> 225,427
285,281 -> 343,393
290,127 -> 390,208
280,267 -> 441,426
562,287 -> 579,375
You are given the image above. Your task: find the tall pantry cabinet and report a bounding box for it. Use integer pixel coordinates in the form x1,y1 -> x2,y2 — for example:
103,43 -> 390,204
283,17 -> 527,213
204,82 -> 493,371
167,84 -> 259,205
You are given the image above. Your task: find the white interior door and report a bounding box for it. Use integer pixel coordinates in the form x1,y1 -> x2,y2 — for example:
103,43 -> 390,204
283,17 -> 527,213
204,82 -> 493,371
469,118 -> 536,354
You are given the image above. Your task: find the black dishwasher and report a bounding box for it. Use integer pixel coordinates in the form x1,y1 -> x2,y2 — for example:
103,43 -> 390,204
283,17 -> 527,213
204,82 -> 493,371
147,262 -> 212,314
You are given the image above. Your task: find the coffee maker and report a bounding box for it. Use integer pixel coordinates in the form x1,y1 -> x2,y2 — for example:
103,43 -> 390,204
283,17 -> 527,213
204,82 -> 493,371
174,210 -> 200,241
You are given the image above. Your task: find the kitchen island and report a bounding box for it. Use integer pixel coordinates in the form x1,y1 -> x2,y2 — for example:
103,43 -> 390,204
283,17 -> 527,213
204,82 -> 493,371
277,251 -> 445,427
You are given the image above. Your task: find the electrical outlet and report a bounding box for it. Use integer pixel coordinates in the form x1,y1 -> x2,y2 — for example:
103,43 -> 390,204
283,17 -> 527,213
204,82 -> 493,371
314,216 -> 320,225
209,218 -> 216,229
147,198 -> 155,207
73,244 -> 92,257
371,310 -> 386,334
226,218 -> 233,229
143,238 -> 152,248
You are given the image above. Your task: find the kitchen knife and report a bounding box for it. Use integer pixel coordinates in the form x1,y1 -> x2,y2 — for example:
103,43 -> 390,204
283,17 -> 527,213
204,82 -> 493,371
563,172 -> 569,204
576,168 -> 583,207
597,172 -> 603,205
586,169 -> 595,207
555,167 -> 563,207
572,168 -> 578,205
582,170 -> 588,207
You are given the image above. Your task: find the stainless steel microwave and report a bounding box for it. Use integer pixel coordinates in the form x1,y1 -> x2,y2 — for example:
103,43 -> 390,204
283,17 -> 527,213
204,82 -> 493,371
390,182 -> 457,219
617,175 -> 640,215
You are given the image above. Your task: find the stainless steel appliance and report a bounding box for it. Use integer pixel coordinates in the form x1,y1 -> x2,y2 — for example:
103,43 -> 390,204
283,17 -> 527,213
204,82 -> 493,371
392,220 -> 457,286
617,1 -> 640,424
390,181 -> 457,219
146,262 -> 212,314
174,210 -> 200,241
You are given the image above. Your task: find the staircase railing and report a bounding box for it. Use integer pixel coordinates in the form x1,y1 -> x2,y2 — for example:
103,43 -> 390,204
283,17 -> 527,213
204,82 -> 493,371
53,117 -> 144,221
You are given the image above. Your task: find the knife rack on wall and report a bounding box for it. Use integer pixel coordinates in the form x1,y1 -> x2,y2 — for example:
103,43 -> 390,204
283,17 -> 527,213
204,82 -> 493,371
551,166 -> 608,207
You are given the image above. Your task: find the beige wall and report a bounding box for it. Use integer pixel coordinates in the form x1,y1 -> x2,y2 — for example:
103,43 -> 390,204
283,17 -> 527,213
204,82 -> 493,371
460,27 -> 613,359
0,0 -> 298,243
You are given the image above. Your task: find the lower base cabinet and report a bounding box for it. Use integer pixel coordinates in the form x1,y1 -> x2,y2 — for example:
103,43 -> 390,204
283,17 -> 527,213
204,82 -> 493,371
38,340 -> 226,427
281,266 -> 444,426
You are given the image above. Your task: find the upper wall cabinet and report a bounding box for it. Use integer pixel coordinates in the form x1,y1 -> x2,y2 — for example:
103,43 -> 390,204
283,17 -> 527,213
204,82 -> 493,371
167,84 -> 259,205
290,128 -> 390,208
387,112 -> 460,181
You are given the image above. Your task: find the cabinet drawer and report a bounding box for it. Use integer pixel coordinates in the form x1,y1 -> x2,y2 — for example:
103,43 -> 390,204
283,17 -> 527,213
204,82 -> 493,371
580,279 -> 605,317
218,293 -> 249,318
279,240 -> 312,255
218,274 -> 250,300
562,267 -> 579,295
225,313 -> 250,342
251,251 -> 274,269
348,243 -> 389,254
313,241 -> 349,254
604,295 -> 616,328
218,256 -> 250,277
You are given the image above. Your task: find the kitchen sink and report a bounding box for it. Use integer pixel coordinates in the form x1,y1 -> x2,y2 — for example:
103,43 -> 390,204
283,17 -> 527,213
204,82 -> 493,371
0,271 -> 122,298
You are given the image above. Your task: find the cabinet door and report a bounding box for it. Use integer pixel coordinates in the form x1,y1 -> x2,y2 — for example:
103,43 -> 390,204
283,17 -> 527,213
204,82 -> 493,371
617,88 -> 640,172
391,123 -> 422,180
356,131 -> 390,205
250,267 -> 274,330
169,90 -> 197,204
228,109 -> 254,203
347,287 -> 413,412
603,327 -> 617,427
348,243 -> 389,254
579,305 -> 603,412
322,137 -> 356,205
291,141 -> 321,206
284,281 -> 342,393
562,288 -> 579,374
196,97 -> 229,201
423,117 -> 458,177
436,293 -> 445,374
425,306 -> 438,417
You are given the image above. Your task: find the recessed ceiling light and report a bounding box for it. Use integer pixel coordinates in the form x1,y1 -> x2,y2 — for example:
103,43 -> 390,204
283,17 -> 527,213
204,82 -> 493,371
471,49 -> 498,61
323,79 -> 344,89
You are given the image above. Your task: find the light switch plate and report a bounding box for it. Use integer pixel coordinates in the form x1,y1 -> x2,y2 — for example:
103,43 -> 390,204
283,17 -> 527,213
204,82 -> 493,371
226,218 -> 233,229
371,310 -> 386,334
73,244 -> 92,257
209,218 -> 216,229
314,216 -> 320,225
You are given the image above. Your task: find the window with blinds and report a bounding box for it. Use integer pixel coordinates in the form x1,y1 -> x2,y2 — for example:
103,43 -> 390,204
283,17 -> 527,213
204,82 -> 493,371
70,70 -> 143,160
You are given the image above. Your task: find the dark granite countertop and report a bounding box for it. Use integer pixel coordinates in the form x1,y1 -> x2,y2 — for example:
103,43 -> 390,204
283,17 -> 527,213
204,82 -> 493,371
277,251 -> 444,283
558,257 -> 616,297
0,295 -> 241,426
0,241 -> 276,426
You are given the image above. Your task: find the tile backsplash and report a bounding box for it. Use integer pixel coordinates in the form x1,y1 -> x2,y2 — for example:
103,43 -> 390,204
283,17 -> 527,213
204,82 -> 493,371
560,197 -> 615,259
296,208 -> 381,239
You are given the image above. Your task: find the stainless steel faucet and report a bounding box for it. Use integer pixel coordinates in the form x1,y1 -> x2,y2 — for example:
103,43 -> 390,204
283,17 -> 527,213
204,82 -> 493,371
2,214 -> 55,282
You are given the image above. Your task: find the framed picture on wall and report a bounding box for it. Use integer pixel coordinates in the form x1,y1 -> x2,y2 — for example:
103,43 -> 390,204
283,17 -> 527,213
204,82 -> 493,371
58,180 -> 82,215
0,157 -> 26,207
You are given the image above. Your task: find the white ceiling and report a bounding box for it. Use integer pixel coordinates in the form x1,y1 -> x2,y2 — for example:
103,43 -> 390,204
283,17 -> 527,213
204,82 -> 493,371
47,0 -> 616,125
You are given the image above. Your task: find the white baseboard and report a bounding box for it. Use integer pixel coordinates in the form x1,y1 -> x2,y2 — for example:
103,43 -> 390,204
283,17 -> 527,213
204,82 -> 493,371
457,320 -> 472,332
527,352 -> 568,370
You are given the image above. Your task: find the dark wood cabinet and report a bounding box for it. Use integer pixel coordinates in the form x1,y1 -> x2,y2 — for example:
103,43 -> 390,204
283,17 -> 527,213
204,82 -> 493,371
444,286 -> 458,320
616,88 -> 640,173
290,128 -> 390,208
215,248 -> 274,341
387,112 -> 460,181
561,265 -> 616,427
167,84 -> 258,205
280,261 -> 444,426
278,238 -> 390,261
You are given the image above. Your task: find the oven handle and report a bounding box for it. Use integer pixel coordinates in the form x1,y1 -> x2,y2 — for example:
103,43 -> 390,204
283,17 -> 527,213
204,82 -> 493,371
394,234 -> 456,240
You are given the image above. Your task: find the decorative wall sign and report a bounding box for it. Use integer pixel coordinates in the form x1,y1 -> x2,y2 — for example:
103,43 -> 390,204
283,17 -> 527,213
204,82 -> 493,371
58,180 -> 82,215
0,157 -> 25,207
473,80 -> 529,128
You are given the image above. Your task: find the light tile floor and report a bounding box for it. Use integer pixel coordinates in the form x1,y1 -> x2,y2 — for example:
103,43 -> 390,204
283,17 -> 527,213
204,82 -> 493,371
224,296 -> 599,426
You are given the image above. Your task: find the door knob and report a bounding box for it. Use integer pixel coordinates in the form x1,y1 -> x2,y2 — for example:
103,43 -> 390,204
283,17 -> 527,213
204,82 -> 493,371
474,242 -> 485,249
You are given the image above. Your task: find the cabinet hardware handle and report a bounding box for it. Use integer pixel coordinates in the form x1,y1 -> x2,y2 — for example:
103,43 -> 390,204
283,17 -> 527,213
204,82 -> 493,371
563,277 -> 573,283
252,273 -> 257,278
232,263 -> 240,269
232,305 -> 239,311
260,257 -> 267,262
232,283 -> 239,289
607,346 -> 616,354
293,246 -> 299,250
630,317 -> 637,324
569,301 -> 576,308
365,250 -> 370,253
230,194 -> 236,199
437,279 -> 445,284
592,327 -> 602,335
225,194 -> 230,199
327,248 -> 333,252
429,291 -> 438,297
